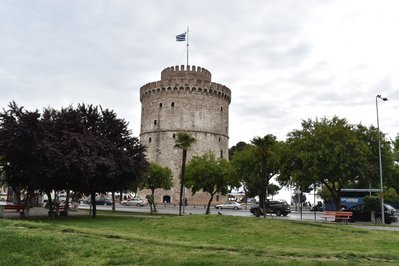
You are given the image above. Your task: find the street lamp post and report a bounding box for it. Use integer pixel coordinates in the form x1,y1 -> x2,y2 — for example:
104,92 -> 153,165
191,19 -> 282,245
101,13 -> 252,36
376,94 -> 388,224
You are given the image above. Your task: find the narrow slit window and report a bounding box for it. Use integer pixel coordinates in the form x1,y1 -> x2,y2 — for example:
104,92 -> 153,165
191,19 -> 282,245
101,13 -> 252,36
154,120 -> 157,125
149,137 -> 152,143
171,102 -> 175,107
159,103 -> 162,107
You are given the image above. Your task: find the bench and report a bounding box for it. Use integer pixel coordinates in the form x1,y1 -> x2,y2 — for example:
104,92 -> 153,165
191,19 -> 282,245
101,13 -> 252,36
0,205 -> 29,218
322,211 -> 353,223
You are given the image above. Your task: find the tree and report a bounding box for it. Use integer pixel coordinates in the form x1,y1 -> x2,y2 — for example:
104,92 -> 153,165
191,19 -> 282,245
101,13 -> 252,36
185,152 -> 239,214
0,102 -> 42,214
0,102 -> 147,218
352,125 -> 395,189
232,134 -> 282,217
267,183 -> 281,198
279,116 -> 372,210
229,141 -> 248,159
388,134 -> 399,194
174,131 -> 196,216
139,162 -> 173,214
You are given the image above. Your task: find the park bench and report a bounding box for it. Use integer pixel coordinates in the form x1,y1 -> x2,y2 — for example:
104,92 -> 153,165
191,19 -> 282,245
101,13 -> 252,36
322,211 -> 353,223
0,205 -> 29,218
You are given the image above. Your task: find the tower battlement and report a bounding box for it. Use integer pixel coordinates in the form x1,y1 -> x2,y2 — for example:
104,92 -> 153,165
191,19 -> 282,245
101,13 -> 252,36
140,66 -> 231,103
161,65 -> 212,82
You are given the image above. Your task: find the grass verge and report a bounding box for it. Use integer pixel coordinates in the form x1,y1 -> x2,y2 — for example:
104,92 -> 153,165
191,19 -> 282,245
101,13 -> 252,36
1,213 -> 398,265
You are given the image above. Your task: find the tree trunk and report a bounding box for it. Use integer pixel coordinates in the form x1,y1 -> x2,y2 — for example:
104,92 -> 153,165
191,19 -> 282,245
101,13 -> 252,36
259,192 -> 266,218
151,189 -> 157,213
112,192 -> 115,211
46,191 -> 54,217
179,149 -> 187,216
371,211 -> 376,223
205,193 -> 215,215
91,192 -> 96,218
65,190 -> 70,216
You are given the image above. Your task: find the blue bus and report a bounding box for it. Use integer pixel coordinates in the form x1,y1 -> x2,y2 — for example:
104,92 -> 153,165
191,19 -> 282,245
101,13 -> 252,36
325,188 -> 380,210
340,188 -> 380,209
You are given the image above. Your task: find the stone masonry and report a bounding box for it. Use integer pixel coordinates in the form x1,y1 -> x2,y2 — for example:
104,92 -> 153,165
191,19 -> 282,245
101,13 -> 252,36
138,65 -> 231,206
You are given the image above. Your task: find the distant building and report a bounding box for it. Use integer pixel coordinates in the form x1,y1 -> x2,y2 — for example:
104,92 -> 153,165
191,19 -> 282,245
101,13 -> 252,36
138,65 -> 231,205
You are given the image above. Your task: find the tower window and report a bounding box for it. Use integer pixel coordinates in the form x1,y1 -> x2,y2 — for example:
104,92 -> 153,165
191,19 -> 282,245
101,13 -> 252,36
220,106 -> 223,112
218,137 -> 221,142
171,102 -> 175,107
149,137 -> 152,143
159,103 -> 162,108
173,133 -> 176,139
154,120 -> 157,125
220,150 -> 224,158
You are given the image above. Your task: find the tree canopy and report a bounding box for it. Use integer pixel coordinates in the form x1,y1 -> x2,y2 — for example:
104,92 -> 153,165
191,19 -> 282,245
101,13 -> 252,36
0,102 -> 148,217
231,134 -> 282,216
185,152 -> 239,214
278,116 -> 394,210
139,162 -> 173,213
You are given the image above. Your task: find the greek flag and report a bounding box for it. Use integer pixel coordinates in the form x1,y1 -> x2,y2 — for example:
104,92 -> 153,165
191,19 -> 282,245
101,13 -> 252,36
176,33 -> 186,42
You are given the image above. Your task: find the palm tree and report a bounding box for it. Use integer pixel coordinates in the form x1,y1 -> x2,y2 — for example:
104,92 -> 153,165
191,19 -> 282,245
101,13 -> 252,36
174,132 -> 196,216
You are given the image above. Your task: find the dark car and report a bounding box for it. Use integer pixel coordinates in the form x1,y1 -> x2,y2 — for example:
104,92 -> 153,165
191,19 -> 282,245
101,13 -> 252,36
86,197 -> 113,206
346,203 -> 398,224
250,201 -> 291,217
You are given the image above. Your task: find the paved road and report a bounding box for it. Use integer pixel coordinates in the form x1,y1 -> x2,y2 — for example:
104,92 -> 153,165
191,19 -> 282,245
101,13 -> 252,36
4,204 -> 399,231
79,204 -> 328,221
78,204 -> 399,231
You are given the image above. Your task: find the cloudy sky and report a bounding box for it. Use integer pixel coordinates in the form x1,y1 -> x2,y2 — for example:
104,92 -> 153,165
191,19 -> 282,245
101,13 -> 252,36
1,0 -> 398,147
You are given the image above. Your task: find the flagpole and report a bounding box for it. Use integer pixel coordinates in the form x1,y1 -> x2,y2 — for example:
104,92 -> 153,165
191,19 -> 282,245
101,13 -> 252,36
186,26 -> 189,69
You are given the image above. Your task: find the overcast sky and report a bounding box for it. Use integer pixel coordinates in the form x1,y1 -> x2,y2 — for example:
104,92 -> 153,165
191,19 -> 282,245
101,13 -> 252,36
1,0 -> 398,147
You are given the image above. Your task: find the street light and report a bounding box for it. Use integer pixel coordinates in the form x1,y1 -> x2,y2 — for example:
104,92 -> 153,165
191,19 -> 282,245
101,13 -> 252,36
376,94 -> 388,224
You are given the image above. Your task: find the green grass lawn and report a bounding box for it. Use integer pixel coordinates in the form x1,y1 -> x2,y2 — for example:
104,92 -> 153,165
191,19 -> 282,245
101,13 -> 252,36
1,212 -> 398,265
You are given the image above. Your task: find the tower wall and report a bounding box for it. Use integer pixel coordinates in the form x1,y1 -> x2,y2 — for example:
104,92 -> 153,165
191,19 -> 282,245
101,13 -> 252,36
139,65 -> 231,206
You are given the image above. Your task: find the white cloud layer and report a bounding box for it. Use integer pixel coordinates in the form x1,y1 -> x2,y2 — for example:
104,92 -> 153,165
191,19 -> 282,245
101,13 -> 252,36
0,0 -> 398,146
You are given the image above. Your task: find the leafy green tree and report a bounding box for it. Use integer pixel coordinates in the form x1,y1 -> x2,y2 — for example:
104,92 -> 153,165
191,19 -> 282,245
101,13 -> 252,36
267,183 -> 281,198
174,131 -> 196,216
280,116 -> 371,210
232,134 -> 282,217
229,141 -> 248,159
185,152 -> 239,214
388,134 -> 399,194
139,163 -> 173,214
352,125 -> 394,189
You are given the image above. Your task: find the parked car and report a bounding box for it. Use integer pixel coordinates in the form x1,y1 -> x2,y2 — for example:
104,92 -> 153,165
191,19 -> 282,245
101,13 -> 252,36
215,202 -> 242,210
121,198 -> 146,207
250,201 -> 291,217
345,203 -> 398,224
85,197 -> 112,206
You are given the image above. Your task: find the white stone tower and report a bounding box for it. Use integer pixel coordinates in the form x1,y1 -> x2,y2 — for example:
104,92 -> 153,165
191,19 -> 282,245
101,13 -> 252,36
139,65 -> 231,205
